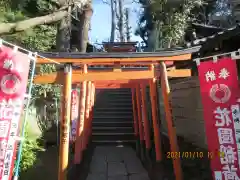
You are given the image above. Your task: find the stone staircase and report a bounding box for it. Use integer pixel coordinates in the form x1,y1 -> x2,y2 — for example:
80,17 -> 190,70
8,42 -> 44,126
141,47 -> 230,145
91,88 -> 135,146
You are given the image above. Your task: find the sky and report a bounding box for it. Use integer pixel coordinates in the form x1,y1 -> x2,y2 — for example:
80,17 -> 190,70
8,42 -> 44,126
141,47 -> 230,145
89,0 -> 142,44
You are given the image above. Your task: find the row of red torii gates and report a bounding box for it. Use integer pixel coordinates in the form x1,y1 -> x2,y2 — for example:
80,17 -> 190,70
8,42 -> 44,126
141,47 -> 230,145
34,47 -> 198,180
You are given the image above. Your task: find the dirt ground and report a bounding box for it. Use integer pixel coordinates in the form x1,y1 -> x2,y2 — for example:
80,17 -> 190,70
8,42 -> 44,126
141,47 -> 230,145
19,143 -> 94,180
19,146 -> 58,180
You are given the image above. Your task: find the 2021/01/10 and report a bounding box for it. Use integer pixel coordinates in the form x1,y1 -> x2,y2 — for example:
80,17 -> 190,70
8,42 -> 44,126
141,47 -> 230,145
166,151 -> 204,159
167,151 -> 224,159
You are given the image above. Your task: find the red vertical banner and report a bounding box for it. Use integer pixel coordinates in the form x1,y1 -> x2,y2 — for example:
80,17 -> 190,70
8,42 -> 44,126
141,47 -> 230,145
197,57 -> 240,180
0,46 -> 30,180
70,89 -> 79,143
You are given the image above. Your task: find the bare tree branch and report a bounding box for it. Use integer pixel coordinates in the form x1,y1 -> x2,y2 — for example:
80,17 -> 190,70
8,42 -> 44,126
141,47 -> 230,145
0,0 -> 90,35
110,0 -> 116,41
102,0 -> 110,5
132,0 -> 139,3
114,0 -> 119,19
0,10 -> 69,35
117,0 -> 125,42
49,0 -> 61,8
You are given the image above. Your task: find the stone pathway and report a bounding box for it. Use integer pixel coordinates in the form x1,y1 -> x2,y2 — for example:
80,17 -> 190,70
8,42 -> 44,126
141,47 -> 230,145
86,146 -> 150,180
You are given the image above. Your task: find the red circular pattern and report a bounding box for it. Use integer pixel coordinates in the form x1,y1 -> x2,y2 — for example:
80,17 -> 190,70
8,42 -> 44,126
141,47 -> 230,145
0,74 -> 20,95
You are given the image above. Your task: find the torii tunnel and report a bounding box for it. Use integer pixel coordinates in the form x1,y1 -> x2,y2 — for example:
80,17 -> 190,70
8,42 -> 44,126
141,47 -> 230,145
34,47 -> 199,180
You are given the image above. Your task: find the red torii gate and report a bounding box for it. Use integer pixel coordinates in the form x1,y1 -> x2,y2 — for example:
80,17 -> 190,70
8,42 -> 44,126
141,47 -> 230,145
34,46 -> 199,180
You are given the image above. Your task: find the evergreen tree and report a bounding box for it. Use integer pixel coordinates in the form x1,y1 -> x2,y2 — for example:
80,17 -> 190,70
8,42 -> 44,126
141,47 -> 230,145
208,0 -> 233,27
135,0 -> 215,49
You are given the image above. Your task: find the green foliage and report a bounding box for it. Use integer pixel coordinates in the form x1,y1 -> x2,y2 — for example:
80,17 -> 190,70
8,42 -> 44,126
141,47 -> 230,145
31,62 -> 61,133
21,25 -> 57,51
1,9 -> 57,51
0,0 -> 57,49
136,0 -> 204,48
154,1 -> 201,48
16,123 -> 44,173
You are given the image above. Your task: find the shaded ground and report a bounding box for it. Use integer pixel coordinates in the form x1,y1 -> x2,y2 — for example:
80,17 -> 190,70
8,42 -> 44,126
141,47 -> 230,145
149,135 -> 212,180
20,143 -> 94,180
68,143 -> 95,180
20,146 -> 58,180
178,137 -> 212,180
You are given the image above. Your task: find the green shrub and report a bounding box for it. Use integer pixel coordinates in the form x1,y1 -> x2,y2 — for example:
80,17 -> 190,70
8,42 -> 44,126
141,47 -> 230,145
15,123 -> 44,173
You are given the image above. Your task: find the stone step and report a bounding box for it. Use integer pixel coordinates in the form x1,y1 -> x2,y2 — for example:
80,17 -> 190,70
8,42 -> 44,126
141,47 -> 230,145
94,106 -> 132,110
91,140 -> 135,147
92,132 -> 134,136
96,96 -> 131,100
93,107 -> 133,114
99,89 -> 131,93
92,134 -> 135,141
94,104 -> 133,108
92,115 -> 133,119
98,92 -> 132,96
92,88 -> 135,144
95,99 -> 132,104
92,122 -> 133,128
97,91 -> 130,95
93,111 -> 133,117
92,126 -> 134,133
98,94 -> 132,98
95,100 -> 132,104
92,120 -> 132,125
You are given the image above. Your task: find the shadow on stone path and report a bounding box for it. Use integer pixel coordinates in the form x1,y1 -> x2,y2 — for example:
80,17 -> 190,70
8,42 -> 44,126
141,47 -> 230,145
159,135 -> 212,180
86,146 -> 150,180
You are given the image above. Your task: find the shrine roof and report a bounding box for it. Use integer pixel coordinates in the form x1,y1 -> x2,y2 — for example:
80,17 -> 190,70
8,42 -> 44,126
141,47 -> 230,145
186,24 -> 240,48
190,23 -> 225,38
38,46 -> 200,59
102,42 -> 138,45
192,23 -> 224,32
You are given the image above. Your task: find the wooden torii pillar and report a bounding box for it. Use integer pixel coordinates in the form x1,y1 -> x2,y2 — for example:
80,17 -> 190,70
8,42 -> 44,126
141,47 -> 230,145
58,64 -> 72,180
135,84 -> 145,160
74,65 -> 87,164
88,83 -> 95,141
131,88 -> 140,155
149,65 -> 162,162
160,62 -> 182,180
83,81 -> 92,150
140,83 -> 151,162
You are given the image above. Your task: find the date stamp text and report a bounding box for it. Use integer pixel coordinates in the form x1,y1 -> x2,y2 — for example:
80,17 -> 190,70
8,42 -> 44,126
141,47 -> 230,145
166,151 -> 224,159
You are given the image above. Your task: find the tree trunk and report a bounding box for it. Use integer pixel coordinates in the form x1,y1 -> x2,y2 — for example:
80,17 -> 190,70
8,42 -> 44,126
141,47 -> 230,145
56,0 -> 90,52
117,0 -> 124,42
56,0 -> 72,52
114,0 -> 119,40
77,2 -> 93,52
110,0 -> 116,42
125,8 -> 130,42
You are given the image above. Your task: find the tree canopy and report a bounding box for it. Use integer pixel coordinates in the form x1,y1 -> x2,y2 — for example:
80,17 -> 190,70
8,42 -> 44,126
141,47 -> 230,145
0,0 -> 59,50
135,0 -> 234,49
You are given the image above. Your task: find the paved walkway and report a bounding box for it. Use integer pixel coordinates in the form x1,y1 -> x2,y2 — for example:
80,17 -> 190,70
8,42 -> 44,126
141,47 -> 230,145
87,146 -> 150,180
